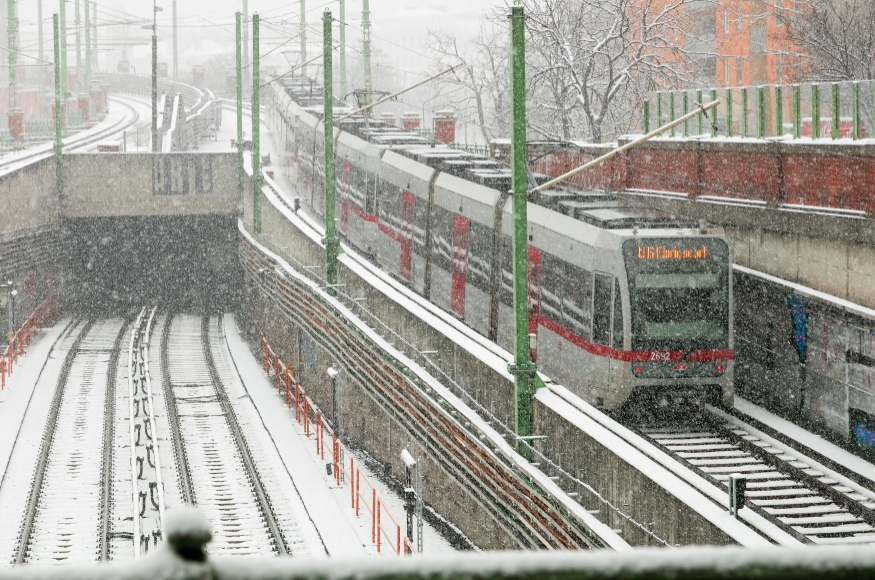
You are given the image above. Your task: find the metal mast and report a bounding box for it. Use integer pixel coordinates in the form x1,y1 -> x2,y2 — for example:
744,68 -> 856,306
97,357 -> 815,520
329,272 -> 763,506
323,9 -> 338,293
172,0 -> 177,79
59,0 -> 67,97
150,0 -> 158,152
242,0 -> 248,92
252,12 -> 261,232
362,0 -> 370,108
74,0 -> 80,92
84,0 -> 90,91
7,0 -> 16,110
339,0 -> 346,102
300,0 -> 306,77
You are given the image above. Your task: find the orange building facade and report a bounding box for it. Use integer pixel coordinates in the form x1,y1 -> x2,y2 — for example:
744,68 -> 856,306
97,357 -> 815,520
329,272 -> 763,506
714,0 -> 804,87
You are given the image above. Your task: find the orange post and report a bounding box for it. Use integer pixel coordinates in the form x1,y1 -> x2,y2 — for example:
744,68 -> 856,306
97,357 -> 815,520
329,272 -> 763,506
1,356 -> 5,389
294,382 -> 300,422
396,525 -> 401,555
304,396 -> 310,436
332,436 -> 338,481
275,359 -> 281,392
356,469 -> 361,516
371,489 -> 376,543
285,371 -> 291,407
350,457 -> 355,508
262,337 -> 268,372
25,319 -> 31,347
377,500 -> 382,552
18,332 -> 24,356
315,412 -> 321,454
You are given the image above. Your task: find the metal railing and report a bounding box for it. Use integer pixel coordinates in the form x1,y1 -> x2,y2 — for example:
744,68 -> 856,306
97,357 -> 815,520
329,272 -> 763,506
644,80 -> 875,141
4,505 -> 875,580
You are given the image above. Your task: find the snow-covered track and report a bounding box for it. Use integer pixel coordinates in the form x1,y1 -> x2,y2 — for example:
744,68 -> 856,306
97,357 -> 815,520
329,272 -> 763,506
14,318 -> 129,565
161,313 -> 287,556
637,411 -> 875,545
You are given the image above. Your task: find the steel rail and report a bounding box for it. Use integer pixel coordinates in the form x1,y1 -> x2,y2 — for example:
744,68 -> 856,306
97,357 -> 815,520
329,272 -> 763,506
98,318 -> 132,561
128,309 -> 147,558
142,307 -> 166,535
200,315 -> 288,555
0,97 -> 140,172
160,311 -> 195,505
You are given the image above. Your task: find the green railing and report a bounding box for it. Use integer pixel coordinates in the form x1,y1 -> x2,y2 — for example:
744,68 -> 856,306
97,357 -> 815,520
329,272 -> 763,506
644,80 -> 875,141
6,505 -> 875,580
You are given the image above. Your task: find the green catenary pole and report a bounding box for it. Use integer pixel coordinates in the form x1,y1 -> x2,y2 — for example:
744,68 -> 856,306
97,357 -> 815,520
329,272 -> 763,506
793,84 -> 800,139
831,83 -> 839,140
339,0 -> 346,103
757,85 -> 765,138
84,0 -> 91,91
242,0 -> 248,92
252,12 -> 261,233
236,11 -> 243,195
39,0 -> 45,116
363,0 -> 371,107
669,92 -> 675,137
300,0 -> 306,77
8,0 -> 16,110
696,89 -> 703,135
323,10 -> 339,295
59,0 -> 66,97
741,87 -> 748,138
172,0 -> 177,79
53,13 -> 62,193
811,84 -> 820,139
852,81 -> 861,140
775,85 -> 782,136
710,88 -> 717,138
91,1 -> 97,71
75,0 -> 81,93
509,3 -> 537,455
725,88 -> 733,137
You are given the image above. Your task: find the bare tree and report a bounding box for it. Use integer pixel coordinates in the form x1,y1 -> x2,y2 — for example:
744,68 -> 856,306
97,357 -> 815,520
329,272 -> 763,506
521,0 -> 694,142
427,20 -> 510,142
786,0 -> 875,81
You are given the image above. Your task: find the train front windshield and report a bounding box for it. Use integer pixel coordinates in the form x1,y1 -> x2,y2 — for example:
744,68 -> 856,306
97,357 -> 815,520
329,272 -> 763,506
622,238 -> 730,351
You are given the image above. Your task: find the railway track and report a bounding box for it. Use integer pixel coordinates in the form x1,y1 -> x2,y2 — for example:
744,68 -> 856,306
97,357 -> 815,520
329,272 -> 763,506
161,313 -> 287,556
636,408 -> 875,545
14,318 -> 128,565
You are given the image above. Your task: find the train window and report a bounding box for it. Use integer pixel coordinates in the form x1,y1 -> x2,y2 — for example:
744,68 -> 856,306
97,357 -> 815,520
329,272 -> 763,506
539,255 -> 564,326
623,238 -> 730,350
431,205 -> 453,273
500,236 -> 514,307
561,263 -> 592,341
467,221 -> 493,293
612,279 -> 623,350
592,273 -> 612,346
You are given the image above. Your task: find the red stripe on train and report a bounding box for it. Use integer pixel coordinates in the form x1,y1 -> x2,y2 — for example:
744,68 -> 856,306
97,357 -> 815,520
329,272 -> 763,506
538,316 -> 733,363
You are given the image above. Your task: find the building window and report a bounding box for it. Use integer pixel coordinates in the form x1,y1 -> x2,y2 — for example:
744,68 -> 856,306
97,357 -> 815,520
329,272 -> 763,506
736,57 -> 743,85
724,8 -> 729,34
776,54 -> 783,82
736,7 -> 743,32
724,58 -> 730,86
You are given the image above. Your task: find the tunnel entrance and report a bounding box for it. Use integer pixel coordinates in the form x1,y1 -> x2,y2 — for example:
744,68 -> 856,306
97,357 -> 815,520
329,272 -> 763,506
65,215 -> 241,312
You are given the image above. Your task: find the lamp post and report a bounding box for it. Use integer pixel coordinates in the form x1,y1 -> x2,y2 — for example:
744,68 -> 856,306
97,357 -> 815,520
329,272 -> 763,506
327,365 -> 341,436
400,448 -> 416,554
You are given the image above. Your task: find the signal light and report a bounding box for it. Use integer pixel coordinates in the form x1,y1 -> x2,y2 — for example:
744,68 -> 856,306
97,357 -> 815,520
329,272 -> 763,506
716,364 -> 724,374
634,365 -> 642,375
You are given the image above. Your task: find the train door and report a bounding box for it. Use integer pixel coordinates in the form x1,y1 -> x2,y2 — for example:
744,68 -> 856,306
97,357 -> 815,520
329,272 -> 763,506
592,273 -> 613,346
340,160 -> 351,235
451,214 -> 469,316
400,191 -> 415,281
528,247 -> 542,360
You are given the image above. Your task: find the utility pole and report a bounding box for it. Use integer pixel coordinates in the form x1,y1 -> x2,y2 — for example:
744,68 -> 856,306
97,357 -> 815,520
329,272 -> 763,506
59,0 -> 66,97
39,0 -> 44,115
74,0 -> 80,93
53,13 -> 63,193
235,11 -> 243,195
362,0 -> 370,108
508,3 -> 537,456
242,0 -> 248,93
150,0 -> 159,152
339,0 -> 346,103
91,1 -> 97,71
300,0 -> 306,77
84,0 -> 90,92
172,0 -> 177,79
7,0 -> 16,110
252,12 -> 261,233
323,9 -> 338,294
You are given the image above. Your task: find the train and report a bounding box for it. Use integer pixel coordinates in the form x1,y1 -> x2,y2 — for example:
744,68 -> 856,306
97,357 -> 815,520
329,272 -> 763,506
264,77 -> 734,412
